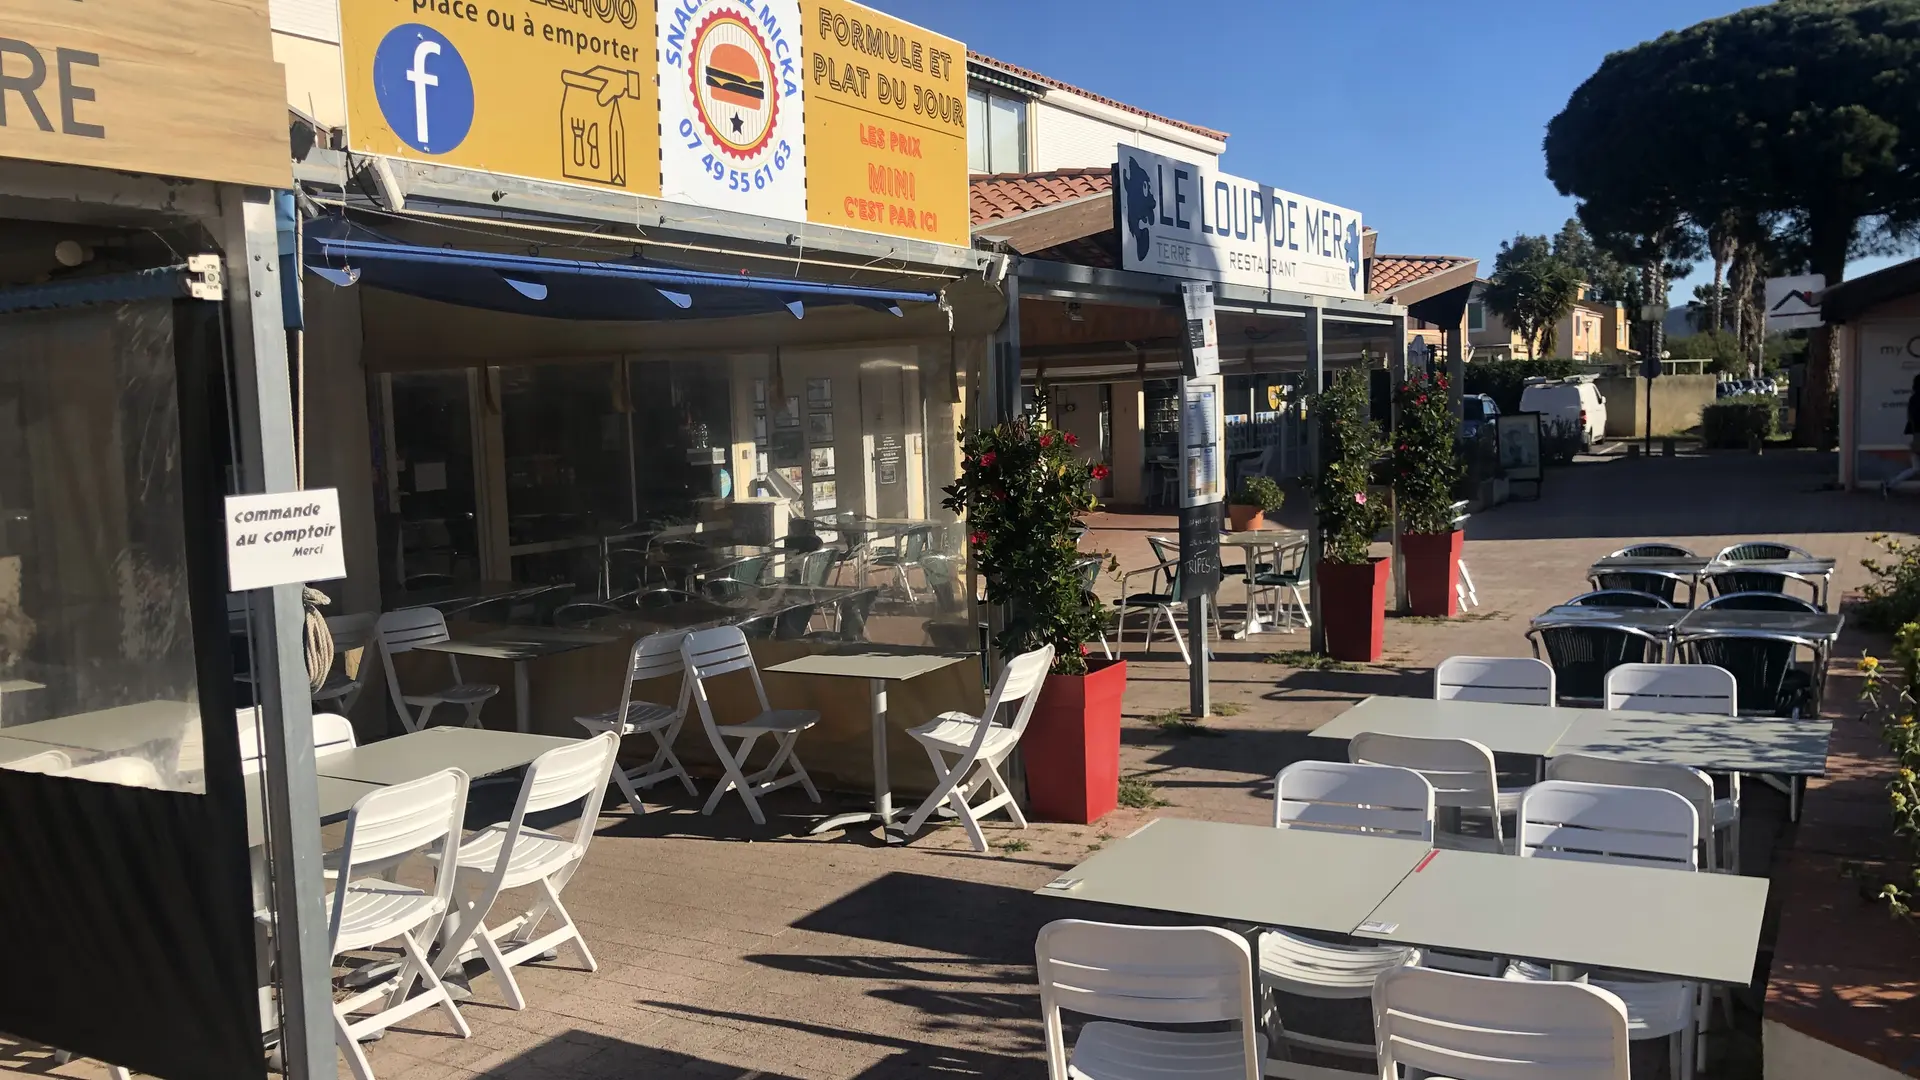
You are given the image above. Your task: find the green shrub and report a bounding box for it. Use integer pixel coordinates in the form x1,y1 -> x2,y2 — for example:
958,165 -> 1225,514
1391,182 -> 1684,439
1232,474 -> 1285,512
1860,534 -> 1920,633
1391,370 -> 1464,533
1313,368 -> 1392,564
1464,357 -> 1580,414
1699,395 -> 1777,448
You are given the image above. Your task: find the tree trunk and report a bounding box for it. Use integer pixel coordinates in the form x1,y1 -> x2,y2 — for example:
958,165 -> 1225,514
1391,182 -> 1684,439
1710,254 -> 1726,335
1796,213 -> 1853,447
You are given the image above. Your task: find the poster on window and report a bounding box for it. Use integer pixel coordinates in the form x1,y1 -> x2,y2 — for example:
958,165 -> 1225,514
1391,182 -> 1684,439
659,0 -> 806,220
1857,322 -> 1920,450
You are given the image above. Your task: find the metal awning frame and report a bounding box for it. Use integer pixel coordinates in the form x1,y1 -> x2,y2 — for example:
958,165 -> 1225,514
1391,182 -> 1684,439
1014,256 -> 1403,326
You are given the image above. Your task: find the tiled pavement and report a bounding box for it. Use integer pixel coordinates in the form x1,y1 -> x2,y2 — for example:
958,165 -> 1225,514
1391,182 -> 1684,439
12,447 -> 1920,1080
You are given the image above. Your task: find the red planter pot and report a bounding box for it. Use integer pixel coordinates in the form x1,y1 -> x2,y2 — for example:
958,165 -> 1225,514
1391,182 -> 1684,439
1402,529 -> 1464,618
1022,658 -> 1127,824
1319,557 -> 1388,662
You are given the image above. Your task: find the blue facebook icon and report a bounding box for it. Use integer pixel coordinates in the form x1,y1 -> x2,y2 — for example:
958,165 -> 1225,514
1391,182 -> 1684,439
372,24 -> 474,155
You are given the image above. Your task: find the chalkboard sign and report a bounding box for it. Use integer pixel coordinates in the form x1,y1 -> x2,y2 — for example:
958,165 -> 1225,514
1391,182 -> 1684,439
1176,504 -> 1222,601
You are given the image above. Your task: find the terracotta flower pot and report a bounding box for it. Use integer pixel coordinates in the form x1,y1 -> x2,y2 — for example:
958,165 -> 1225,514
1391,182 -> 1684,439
1319,557 -> 1388,662
1022,658 -> 1127,824
1402,529 -> 1464,618
1227,505 -> 1265,532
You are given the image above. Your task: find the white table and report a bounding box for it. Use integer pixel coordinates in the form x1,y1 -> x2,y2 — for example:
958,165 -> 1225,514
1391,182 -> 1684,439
764,647 -> 973,841
416,628 -> 616,733
2,699 -> 194,754
314,727 -> 580,786
1220,529 -> 1308,638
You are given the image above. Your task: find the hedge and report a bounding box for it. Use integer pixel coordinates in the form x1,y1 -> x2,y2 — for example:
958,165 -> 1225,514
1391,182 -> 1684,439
1700,395 -> 1777,448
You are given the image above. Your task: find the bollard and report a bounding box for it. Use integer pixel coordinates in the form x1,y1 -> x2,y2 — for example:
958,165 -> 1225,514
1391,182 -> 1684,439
1662,437 -> 1676,457
1627,444 -> 1641,459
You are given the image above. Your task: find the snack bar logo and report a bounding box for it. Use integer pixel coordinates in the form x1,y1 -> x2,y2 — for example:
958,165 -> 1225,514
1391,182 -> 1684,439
532,0 -> 641,29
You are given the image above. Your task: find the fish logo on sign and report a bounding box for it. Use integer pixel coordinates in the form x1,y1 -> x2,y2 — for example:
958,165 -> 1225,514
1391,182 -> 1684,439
690,12 -> 778,159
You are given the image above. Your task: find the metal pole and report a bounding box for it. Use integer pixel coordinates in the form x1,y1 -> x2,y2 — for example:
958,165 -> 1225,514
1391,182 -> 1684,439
222,186 -> 332,1080
1188,593 -> 1210,715
1388,313 -> 1409,613
1305,306 -> 1327,655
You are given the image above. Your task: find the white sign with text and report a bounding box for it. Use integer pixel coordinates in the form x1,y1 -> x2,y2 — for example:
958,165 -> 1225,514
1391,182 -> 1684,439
1766,274 -> 1825,331
225,489 -> 347,591
1858,321 -> 1920,451
1116,144 -> 1365,299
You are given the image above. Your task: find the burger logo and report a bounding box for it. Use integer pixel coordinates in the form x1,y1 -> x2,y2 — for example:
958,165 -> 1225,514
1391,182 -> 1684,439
689,12 -> 778,160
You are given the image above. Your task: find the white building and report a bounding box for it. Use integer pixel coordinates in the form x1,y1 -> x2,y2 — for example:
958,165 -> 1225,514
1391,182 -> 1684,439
965,52 -> 1227,174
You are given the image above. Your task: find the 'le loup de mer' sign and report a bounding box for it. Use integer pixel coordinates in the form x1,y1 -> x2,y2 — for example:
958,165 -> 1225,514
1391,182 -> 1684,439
1115,144 -> 1365,301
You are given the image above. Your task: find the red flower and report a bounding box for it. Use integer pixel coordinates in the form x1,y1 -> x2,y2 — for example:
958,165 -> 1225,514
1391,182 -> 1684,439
992,489 -> 1008,501
968,530 -> 986,546
1064,432 -> 1080,447
1039,433 -> 1055,448
1416,395 -> 1428,405
1091,464 -> 1110,480
978,451 -> 997,467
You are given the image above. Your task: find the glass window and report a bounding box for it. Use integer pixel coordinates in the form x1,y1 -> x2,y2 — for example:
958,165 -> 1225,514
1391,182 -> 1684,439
967,86 -> 1027,173
630,357 -> 733,524
1467,301 -> 1486,332
0,301 -> 201,790
501,363 -> 630,587
387,372 -> 480,590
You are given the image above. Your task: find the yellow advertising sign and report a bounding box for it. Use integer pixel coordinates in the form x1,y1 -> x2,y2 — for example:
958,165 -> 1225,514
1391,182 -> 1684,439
800,1 -> 968,247
340,0 -> 661,196
0,0 -> 288,188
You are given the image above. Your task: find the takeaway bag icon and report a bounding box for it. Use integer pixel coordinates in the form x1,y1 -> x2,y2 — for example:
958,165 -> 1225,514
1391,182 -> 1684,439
560,67 -> 635,187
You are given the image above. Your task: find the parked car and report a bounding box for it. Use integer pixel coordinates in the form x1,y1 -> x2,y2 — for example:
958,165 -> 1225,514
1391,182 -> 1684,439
1461,394 -> 1500,440
1519,376 -> 1607,452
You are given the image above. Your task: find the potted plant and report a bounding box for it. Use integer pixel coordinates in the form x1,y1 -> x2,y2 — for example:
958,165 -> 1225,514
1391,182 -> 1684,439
1227,474 -> 1285,532
1313,367 -> 1393,661
1392,369 -> 1467,617
944,419 -> 1121,824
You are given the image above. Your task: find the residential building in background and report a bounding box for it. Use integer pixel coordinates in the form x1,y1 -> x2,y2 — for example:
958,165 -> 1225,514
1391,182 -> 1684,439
1468,280 -> 1633,362
966,52 -> 1227,174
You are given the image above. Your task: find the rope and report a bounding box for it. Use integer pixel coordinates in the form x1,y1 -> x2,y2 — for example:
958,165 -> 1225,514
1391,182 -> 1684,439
303,587 -> 333,695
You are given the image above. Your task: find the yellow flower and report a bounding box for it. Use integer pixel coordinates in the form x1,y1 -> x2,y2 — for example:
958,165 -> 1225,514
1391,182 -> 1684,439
1862,655 -> 1882,672
1904,715 -> 1916,727
1902,768 -> 1915,782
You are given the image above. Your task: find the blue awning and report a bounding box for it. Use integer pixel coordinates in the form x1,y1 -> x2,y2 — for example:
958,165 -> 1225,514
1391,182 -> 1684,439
302,220 -> 937,322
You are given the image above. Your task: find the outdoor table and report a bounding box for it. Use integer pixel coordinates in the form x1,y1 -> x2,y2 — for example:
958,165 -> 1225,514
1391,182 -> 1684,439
415,627 -> 616,733
1552,709 -> 1831,776
1036,817 -> 1434,935
1702,557 -> 1837,609
314,727 -> 580,787
1309,696 -> 1577,758
1351,846 -> 1768,985
2,699 -> 195,756
390,580 -> 549,616
1675,607 -> 1843,647
1219,528 -> 1308,638
763,646 -> 973,841
1530,605 -> 1686,661
242,773 -> 379,848
0,734 -> 61,766
1585,555 -> 1711,606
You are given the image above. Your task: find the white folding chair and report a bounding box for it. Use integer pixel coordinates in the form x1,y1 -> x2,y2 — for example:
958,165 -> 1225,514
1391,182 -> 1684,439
315,612 -> 379,715
326,768 -> 472,1080
681,626 -> 821,825
314,712 -> 359,760
1260,761 -> 1429,1079
1035,919 -> 1264,1080
1603,662 -> 1741,873
902,644 -> 1053,851
1515,779 -> 1704,1080
1375,966 -> 1631,1080
1349,732 -> 1522,853
5,749 -> 70,775
438,732 -> 619,1011
573,630 -> 698,814
375,608 -> 499,733
1549,755 -> 1729,874
1433,655 -> 1555,705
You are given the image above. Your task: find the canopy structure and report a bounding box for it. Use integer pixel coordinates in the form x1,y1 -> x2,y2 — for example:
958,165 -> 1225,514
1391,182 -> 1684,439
303,220 -> 936,323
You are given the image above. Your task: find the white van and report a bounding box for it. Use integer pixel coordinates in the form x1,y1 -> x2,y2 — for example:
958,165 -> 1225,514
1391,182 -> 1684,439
1519,375 -> 1608,452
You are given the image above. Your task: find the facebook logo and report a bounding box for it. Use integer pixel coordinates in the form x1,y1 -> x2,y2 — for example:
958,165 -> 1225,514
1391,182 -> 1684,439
372,24 -> 474,155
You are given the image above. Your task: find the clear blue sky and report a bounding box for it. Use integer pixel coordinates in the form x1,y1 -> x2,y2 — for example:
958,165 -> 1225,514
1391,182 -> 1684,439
867,0 -> 1905,294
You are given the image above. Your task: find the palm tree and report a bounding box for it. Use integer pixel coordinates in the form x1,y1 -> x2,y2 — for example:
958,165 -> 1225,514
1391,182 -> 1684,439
1482,235 -> 1581,359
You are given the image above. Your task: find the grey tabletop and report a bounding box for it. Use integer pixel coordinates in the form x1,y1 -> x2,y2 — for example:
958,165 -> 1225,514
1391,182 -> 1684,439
391,580 -> 548,613
1530,606 -> 1688,633
243,773 -> 381,847
766,647 -> 973,682
1311,697 -> 1577,758
1710,557 -> 1836,575
2,699 -> 196,754
1676,608 -> 1844,643
0,735 -> 64,765
1353,848 -> 1769,985
416,627 -> 617,661
1552,710 -> 1832,775
1036,817 -> 1434,936
314,727 -> 580,786
1220,529 -> 1308,548
1588,556 -> 1711,575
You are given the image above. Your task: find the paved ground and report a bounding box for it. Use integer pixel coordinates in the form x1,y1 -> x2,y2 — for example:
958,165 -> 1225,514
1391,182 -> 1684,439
10,447 -> 1918,1080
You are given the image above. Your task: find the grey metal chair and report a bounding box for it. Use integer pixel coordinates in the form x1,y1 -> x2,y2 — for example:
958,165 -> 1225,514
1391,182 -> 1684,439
1699,591 -> 1819,613
1564,589 -> 1672,609
1526,623 -> 1668,706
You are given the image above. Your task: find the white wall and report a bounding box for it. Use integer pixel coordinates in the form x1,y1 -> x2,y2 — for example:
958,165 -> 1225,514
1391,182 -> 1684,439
1031,96 -> 1222,172
271,0 -> 339,42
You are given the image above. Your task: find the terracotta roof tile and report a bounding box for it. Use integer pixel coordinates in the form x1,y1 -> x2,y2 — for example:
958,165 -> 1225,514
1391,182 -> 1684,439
1370,254 -> 1474,296
969,51 -> 1228,142
971,168 -> 1113,225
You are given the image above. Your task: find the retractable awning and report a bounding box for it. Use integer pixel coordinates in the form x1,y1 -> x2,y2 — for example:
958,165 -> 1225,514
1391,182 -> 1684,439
303,221 -> 937,322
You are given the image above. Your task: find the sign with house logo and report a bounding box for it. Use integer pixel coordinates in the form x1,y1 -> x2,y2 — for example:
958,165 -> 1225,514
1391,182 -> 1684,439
1765,273 -> 1825,331
341,0 -> 662,197
1115,144 -> 1365,301
659,0 -> 805,220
